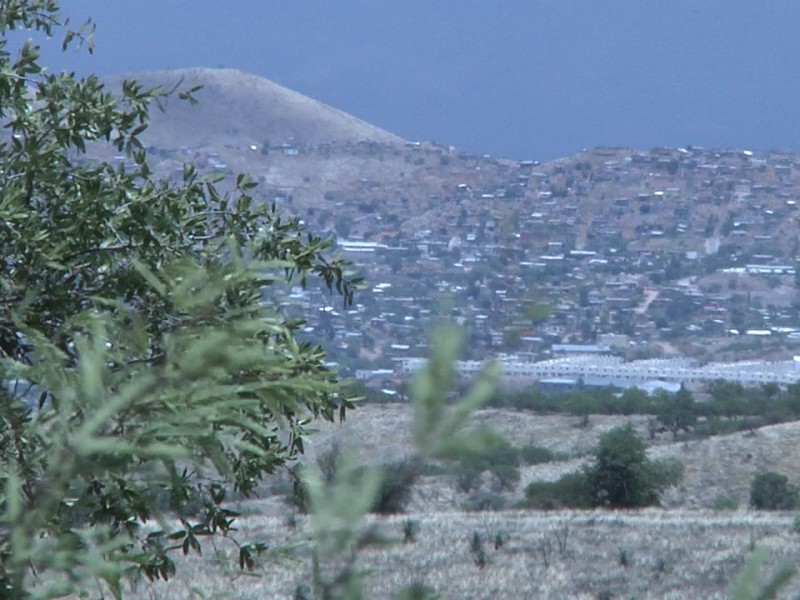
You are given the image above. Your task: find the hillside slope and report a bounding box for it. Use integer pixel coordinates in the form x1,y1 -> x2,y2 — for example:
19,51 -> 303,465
103,68 -> 404,150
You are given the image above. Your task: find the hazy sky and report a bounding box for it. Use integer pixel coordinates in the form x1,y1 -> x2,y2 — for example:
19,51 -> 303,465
39,1 -> 800,161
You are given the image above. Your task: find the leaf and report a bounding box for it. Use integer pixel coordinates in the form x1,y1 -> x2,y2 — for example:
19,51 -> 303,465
4,471 -> 22,522
131,260 -> 166,295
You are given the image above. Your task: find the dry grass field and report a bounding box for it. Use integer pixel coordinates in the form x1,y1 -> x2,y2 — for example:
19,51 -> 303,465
124,510 -> 800,599
108,404 -> 800,599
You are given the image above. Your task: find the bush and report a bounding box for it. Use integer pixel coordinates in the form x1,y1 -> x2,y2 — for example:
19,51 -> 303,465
316,443 -> 343,484
463,491 -> 508,512
653,458 -> 685,490
370,460 -> 419,514
456,467 -> 482,494
750,472 -> 799,510
524,472 -> 594,510
455,437 -> 521,492
288,458 -> 418,515
587,424 -> 681,508
710,494 -> 738,511
490,463 -> 522,491
402,519 -> 419,543
525,424 -> 683,510
395,582 -> 440,600
518,444 -> 565,465
0,3 -> 362,591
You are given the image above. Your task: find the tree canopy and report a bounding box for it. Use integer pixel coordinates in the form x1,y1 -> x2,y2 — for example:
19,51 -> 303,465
525,423 -> 683,510
0,1 -> 360,596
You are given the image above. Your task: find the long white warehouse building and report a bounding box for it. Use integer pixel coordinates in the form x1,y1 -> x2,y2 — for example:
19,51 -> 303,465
397,355 -> 800,387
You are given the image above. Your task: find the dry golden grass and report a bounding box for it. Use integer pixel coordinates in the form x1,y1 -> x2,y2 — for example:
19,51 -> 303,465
106,404 -> 800,598
309,404 -> 800,509
124,509 -> 800,599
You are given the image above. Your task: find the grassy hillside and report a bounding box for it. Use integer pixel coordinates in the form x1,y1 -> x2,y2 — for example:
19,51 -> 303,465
118,405 -> 800,599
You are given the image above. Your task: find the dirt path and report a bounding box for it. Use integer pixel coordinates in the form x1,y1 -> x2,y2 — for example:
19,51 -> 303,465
635,287 -> 660,314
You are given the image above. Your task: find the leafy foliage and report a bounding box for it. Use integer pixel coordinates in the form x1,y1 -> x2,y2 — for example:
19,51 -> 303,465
750,472 -> 799,511
0,1 -> 360,596
588,424 -> 682,508
290,447 -> 418,516
454,436 -> 520,493
367,460 -> 419,514
655,386 -> 697,439
524,472 -> 594,510
299,325 -> 500,598
518,443 -> 566,465
524,424 -> 683,510
588,424 -> 655,507
732,547 -> 795,600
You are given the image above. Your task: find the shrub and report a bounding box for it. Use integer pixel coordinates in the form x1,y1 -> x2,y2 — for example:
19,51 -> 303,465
286,467 -> 312,513
524,472 -> 593,510
518,444 -> 564,465
292,458 -> 418,515
710,493 -> 738,511
587,424 -> 682,508
0,2 -> 362,592
395,582 -> 440,600
750,472 -> 799,510
402,519 -> 419,543
462,491 -> 508,512
368,460 -> 419,514
316,443 -> 343,484
469,531 -> 487,568
456,467 -> 483,494
490,463 -> 522,491
654,458 -> 685,490
525,425 -> 682,510
455,437 -> 521,492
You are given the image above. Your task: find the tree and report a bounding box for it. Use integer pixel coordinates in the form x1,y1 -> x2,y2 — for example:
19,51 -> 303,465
0,2 -> 360,595
707,379 -> 748,418
750,472 -> 799,510
525,423 -> 682,510
587,424 -> 682,508
618,387 -> 649,416
656,386 -> 697,439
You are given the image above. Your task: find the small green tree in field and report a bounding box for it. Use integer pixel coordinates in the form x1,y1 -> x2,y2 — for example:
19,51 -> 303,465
750,472 -> 799,510
588,424 -> 682,508
526,423 -> 681,510
0,1 -> 360,596
655,386 -> 697,439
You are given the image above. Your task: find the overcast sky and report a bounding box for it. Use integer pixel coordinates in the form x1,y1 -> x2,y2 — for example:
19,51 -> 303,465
40,1 -> 800,161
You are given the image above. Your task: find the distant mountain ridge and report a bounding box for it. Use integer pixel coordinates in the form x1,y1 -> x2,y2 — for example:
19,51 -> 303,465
103,68 -> 404,150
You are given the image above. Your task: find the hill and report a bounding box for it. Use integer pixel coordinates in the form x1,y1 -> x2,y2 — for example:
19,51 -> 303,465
92,69 -> 800,369
79,68 -> 800,600
124,405 -> 800,599
103,68 -> 404,151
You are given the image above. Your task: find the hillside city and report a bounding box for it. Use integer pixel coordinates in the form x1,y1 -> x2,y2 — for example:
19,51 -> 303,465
103,135 -> 800,398
13,4 -> 800,595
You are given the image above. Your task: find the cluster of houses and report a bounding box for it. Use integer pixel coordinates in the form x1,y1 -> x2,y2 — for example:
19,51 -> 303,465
139,139 -> 800,393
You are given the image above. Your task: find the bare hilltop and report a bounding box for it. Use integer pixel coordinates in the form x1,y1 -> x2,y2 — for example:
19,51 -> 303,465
104,68 -> 404,151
